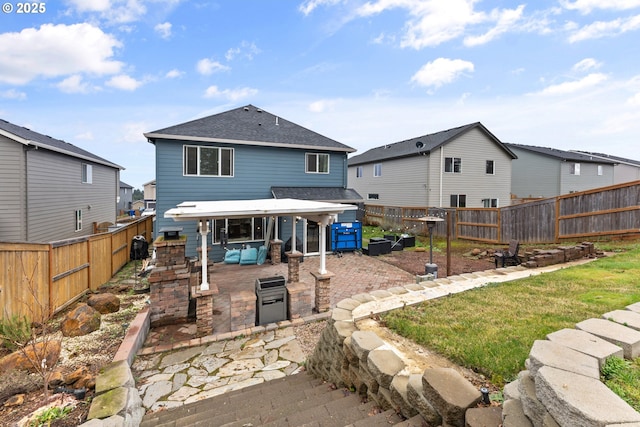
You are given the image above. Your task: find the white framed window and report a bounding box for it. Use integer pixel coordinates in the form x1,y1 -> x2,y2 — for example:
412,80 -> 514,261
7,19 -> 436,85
373,163 -> 382,177
75,209 -> 82,232
368,193 -> 379,200
482,198 -> 498,208
570,163 -> 580,175
81,164 -> 92,184
445,157 -> 462,173
305,153 -> 329,174
356,166 -> 363,178
450,194 -> 466,207
597,165 -> 603,176
486,160 -> 495,175
213,217 -> 265,243
184,145 -> 234,177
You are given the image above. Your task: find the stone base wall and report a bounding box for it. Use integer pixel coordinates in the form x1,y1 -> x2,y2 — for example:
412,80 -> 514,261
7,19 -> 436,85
148,265 -> 190,325
230,290 -> 256,333
287,281 -> 313,319
521,242 -> 597,268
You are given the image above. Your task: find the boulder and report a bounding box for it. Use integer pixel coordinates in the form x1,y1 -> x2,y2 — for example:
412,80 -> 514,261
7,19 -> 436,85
61,304 -> 101,337
87,293 -> 120,314
0,340 -> 61,373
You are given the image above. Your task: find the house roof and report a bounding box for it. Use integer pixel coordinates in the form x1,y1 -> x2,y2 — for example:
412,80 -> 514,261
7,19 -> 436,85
506,143 -> 618,164
145,104 -> 355,153
271,187 -> 363,203
120,181 -> 133,189
348,122 -> 516,166
573,151 -> 640,167
0,118 -> 123,169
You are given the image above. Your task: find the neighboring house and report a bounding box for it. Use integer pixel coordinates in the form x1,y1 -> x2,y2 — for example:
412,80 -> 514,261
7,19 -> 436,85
132,199 -> 145,212
506,143 -> 617,200
144,104 -> 361,259
118,181 -> 134,214
143,179 -> 156,209
573,151 -> 640,184
347,122 -> 517,208
0,118 -> 123,242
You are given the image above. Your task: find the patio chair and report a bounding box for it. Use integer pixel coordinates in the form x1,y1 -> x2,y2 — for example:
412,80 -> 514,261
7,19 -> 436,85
495,240 -> 521,268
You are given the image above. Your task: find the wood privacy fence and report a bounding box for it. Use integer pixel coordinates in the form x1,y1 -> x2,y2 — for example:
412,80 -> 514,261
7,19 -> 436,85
0,216 -> 153,322
364,180 -> 640,245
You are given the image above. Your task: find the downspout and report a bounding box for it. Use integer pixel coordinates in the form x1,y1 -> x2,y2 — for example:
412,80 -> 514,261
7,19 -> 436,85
439,146 -> 444,208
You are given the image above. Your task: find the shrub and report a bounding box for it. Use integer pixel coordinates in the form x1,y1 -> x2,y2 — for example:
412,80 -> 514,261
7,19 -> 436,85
0,314 -> 32,351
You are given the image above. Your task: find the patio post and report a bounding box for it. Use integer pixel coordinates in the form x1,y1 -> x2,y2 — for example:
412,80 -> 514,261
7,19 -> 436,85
199,219 -> 210,290
291,216 -> 298,253
318,214 -> 332,275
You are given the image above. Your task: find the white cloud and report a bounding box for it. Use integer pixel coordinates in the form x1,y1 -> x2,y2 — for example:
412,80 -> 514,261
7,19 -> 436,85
560,0 -> 640,14
308,99 -> 339,113
203,85 -> 258,101
535,73 -> 608,96
106,74 -> 143,90
1,89 -> 27,100
0,23 -> 123,85
572,58 -> 601,72
196,58 -> 230,75
57,75 -> 94,94
75,131 -> 95,141
410,58 -> 474,90
165,69 -> 183,78
464,5 -> 525,47
65,0 -> 147,24
568,14 -> 640,42
627,93 -> 640,106
65,0 -> 111,13
225,41 -> 261,61
155,22 -> 172,39
122,121 -> 148,143
298,0 -> 342,16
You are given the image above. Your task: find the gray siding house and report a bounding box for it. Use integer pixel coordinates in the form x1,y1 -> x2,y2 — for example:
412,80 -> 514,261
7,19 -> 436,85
348,122 -> 516,208
574,151 -> 640,184
506,144 -> 617,200
144,104 -> 361,260
0,119 -> 122,242
118,181 -> 134,214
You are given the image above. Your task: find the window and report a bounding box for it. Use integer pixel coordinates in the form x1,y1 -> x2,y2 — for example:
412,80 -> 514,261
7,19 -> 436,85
368,193 -> 379,200
597,165 -> 603,176
373,163 -> 382,177
450,194 -> 466,207
81,164 -> 92,183
184,145 -> 234,177
356,166 -> 363,178
306,153 -> 329,174
570,163 -> 580,175
75,209 -> 82,231
213,217 -> 265,243
445,157 -> 462,173
482,198 -> 498,208
486,160 -> 495,175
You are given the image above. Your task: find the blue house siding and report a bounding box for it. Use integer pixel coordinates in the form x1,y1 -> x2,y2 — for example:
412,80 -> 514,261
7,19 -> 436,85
155,139 -> 351,258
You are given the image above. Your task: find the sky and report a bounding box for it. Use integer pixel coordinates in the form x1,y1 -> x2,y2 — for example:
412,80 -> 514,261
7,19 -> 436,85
1,0 -> 639,190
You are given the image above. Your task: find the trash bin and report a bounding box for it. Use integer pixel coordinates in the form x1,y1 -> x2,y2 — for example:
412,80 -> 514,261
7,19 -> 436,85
255,276 -> 287,325
130,235 -> 149,260
425,263 -> 438,279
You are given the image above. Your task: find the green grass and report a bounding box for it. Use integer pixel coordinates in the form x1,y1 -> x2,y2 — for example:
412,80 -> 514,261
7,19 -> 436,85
601,356 -> 640,411
382,243 -> 640,387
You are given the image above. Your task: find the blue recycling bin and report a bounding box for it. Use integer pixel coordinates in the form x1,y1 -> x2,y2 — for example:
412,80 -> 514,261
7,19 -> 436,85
331,222 -> 362,252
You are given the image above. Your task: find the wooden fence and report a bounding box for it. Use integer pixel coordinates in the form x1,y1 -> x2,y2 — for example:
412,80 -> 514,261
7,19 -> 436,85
0,216 -> 153,322
364,180 -> 640,245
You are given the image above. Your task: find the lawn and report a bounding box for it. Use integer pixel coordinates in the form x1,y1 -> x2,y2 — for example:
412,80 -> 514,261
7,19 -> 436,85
381,241 -> 640,386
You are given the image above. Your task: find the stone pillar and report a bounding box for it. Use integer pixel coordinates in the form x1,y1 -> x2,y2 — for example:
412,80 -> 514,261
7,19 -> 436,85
311,270 -> 334,313
286,252 -> 303,283
270,239 -> 282,265
192,287 -> 216,336
230,290 -> 256,332
287,281 -> 313,319
148,236 -> 190,326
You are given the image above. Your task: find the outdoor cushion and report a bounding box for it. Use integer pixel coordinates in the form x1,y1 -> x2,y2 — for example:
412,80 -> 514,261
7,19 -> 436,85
239,247 -> 258,265
224,249 -> 241,264
256,245 -> 267,265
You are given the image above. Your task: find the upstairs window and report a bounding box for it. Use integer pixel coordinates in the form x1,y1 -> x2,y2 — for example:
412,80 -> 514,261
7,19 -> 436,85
306,153 -> 329,174
597,165 -> 603,176
373,163 -> 382,177
482,198 -> 498,208
450,194 -> 466,207
356,166 -> 363,178
570,163 -> 580,175
445,157 -> 462,173
81,164 -> 92,184
184,145 -> 234,177
486,160 -> 495,175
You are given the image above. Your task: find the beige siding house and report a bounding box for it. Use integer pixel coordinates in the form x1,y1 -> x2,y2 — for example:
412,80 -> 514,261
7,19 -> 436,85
348,122 -> 516,208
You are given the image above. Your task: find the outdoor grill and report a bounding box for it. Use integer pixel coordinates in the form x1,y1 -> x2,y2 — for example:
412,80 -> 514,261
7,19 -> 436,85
255,276 -> 287,325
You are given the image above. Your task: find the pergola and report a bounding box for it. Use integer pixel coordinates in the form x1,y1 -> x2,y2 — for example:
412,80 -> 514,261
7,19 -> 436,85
164,198 -> 358,290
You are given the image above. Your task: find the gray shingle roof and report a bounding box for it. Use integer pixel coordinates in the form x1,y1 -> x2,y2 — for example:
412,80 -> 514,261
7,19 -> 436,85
348,122 -> 515,166
0,118 -> 122,169
506,143 -> 617,164
145,105 -> 355,153
271,187 -> 363,203
573,151 -> 639,167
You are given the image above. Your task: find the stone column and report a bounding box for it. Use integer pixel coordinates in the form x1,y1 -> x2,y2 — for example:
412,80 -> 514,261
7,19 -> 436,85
192,287 -> 216,336
311,270 -> 334,313
286,252 -> 303,283
270,239 -> 282,265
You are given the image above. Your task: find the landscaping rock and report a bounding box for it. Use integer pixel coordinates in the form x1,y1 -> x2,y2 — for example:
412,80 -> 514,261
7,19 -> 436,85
546,328 -> 623,369
87,293 -> 121,314
576,318 -> 640,359
422,368 -> 481,427
0,340 -> 61,373
527,339 -> 599,379
61,303 -> 101,337
465,406 -> 502,427
502,399 -> 533,426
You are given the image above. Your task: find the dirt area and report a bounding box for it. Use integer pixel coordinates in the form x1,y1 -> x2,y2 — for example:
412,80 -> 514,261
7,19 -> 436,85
0,246 -> 497,426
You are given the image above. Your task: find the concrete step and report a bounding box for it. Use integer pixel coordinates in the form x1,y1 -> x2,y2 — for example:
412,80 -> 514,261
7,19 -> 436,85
140,372 -> 412,427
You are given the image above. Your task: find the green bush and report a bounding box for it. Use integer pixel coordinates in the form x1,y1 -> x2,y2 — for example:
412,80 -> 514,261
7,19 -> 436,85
0,314 -> 32,351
